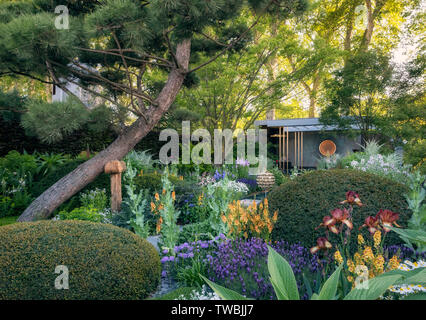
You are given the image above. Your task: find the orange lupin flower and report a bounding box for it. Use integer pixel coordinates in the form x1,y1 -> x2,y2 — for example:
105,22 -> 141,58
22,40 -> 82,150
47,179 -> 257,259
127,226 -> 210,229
272,211 -> 278,222
155,193 -> 160,201
150,202 -> 156,213
156,217 -> 163,233
162,189 -> 166,195
172,191 -> 176,201
221,215 -> 227,223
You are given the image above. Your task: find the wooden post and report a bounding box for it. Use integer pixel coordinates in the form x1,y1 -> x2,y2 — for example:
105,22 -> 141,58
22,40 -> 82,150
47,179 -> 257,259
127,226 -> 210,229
104,160 -> 126,213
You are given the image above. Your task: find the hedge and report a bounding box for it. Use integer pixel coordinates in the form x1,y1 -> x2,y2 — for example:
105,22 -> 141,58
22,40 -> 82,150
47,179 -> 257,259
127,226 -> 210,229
269,169 -> 411,249
0,221 -> 161,299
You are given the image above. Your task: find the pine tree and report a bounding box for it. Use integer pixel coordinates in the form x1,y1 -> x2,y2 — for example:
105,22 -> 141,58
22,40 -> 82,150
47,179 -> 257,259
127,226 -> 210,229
0,0 -> 307,220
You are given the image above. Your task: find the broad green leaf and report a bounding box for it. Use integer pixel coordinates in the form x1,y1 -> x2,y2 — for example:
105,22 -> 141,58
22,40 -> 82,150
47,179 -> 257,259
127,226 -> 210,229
388,227 -> 426,244
302,273 -> 313,298
310,293 -> 319,300
344,274 -> 402,300
267,246 -> 300,300
318,264 -> 343,300
200,275 -> 248,300
270,278 -> 288,300
402,268 -> 426,285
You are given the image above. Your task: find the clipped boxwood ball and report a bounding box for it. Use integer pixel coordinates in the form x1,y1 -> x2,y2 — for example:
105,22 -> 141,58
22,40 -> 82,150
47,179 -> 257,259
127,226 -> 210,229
0,221 -> 160,300
269,169 -> 410,249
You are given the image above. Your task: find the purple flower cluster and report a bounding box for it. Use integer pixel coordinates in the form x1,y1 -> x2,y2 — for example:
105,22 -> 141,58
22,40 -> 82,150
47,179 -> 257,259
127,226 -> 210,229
205,237 -> 323,299
384,245 -> 426,261
214,170 -> 226,181
161,235 -> 227,264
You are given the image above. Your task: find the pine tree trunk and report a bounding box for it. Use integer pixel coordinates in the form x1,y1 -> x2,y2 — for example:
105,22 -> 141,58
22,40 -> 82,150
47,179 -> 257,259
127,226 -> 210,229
18,39 -> 191,222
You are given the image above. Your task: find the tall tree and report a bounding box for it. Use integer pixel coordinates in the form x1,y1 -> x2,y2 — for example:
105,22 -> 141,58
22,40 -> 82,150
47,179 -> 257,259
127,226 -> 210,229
276,0 -> 413,117
0,0 -> 307,221
176,14 -> 292,133
319,50 -> 393,140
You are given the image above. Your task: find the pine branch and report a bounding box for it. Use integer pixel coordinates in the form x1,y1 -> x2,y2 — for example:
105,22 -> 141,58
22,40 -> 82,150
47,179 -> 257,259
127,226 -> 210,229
187,0 -> 275,74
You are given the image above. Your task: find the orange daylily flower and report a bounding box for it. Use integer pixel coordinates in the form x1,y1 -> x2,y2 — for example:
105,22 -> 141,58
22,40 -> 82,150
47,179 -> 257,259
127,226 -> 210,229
310,237 -> 332,254
340,191 -> 362,207
359,215 -> 381,234
376,209 -> 400,232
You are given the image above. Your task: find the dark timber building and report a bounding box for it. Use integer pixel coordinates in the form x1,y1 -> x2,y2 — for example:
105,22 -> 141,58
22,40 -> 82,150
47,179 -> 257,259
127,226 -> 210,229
254,118 -> 361,171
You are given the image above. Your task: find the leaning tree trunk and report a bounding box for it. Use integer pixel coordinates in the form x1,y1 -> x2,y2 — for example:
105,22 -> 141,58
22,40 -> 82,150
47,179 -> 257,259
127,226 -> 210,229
18,39 -> 191,222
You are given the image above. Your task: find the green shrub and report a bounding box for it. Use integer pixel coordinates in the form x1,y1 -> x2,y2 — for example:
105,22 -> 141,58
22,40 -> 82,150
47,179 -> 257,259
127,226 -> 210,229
178,220 -> 216,244
269,169 -> 411,249
0,150 -> 37,175
0,196 -> 13,218
0,220 -> 161,300
30,159 -> 110,211
57,207 -> 107,223
133,173 -> 182,193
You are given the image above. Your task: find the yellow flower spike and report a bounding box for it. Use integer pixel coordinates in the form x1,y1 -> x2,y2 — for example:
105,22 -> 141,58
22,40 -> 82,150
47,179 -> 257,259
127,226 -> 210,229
244,232 -> 248,238
373,255 -> 385,273
388,255 -> 400,270
373,230 -> 381,248
362,247 -> 374,263
354,252 -> 363,265
334,250 -> 344,264
357,234 -> 365,246
347,259 -> 355,273
155,193 -> 160,201
140,169 -> 143,175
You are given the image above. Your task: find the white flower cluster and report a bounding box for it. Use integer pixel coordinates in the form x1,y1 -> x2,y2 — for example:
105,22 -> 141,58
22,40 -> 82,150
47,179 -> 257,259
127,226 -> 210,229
176,285 -> 222,300
213,179 -> 249,194
198,175 -> 216,187
347,153 -> 411,184
388,260 -> 426,296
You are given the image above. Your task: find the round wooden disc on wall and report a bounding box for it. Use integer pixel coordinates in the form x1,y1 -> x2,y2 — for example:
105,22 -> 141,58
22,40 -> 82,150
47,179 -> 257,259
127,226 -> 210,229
319,140 -> 337,156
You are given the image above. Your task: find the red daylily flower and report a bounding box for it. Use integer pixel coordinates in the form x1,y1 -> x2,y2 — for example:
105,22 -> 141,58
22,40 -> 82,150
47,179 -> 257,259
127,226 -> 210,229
316,215 -> 339,234
310,237 -> 333,254
377,209 -> 401,232
340,191 -> 362,207
331,208 -> 353,230
359,215 -> 381,234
